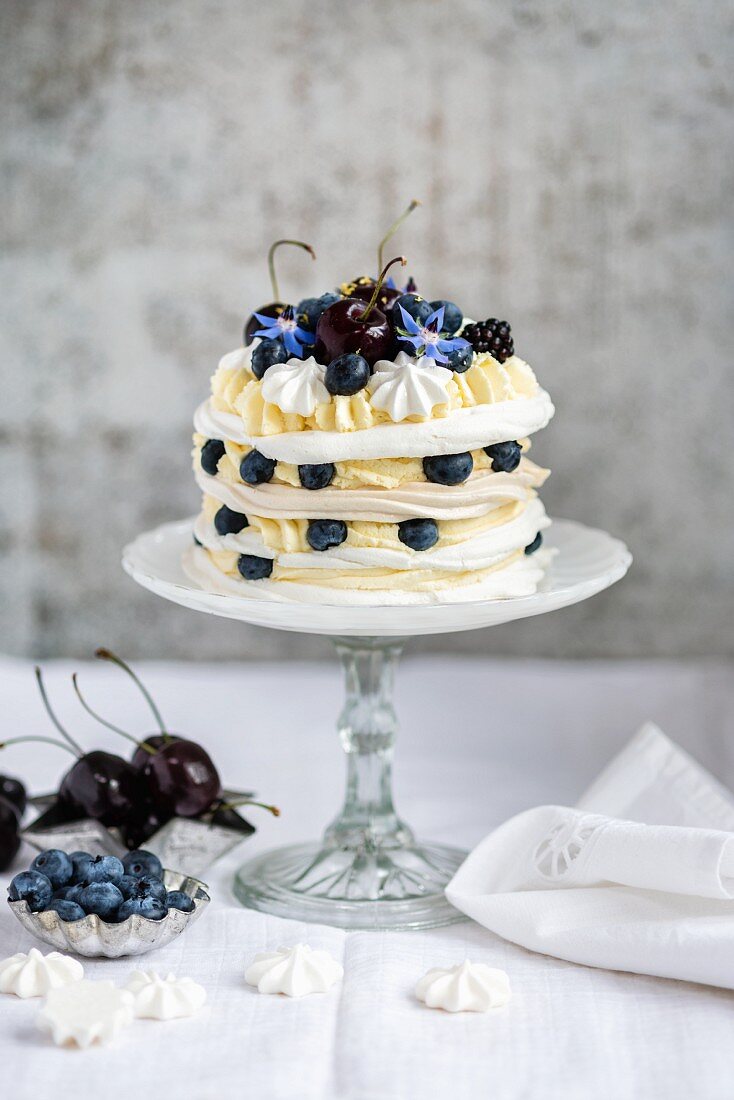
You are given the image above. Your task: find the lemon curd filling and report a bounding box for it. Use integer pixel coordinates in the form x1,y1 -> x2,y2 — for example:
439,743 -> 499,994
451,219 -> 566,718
210,352 -> 540,437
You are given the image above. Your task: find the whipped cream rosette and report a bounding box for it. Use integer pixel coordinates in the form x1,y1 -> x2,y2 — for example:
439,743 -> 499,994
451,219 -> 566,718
184,261 -> 554,605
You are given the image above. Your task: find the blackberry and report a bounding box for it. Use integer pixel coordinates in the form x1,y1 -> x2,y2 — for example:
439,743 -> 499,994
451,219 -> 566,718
463,318 -> 514,363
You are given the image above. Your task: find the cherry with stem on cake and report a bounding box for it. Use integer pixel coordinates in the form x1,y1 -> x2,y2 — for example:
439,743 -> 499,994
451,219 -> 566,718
0,668 -> 145,828
315,255 -> 407,366
244,239 -> 317,344
93,648 -> 222,818
341,200 -> 421,313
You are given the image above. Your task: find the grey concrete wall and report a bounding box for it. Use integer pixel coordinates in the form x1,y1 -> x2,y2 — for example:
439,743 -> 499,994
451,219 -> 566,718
1,0 -> 732,659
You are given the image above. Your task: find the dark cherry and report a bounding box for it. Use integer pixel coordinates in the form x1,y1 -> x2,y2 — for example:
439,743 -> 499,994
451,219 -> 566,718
315,298 -> 391,365
59,750 -> 146,828
142,739 -> 222,818
0,774 -> 26,816
243,301 -> 284,346
0,794 -> 21,872
131,733 -> 181,772
315,255 -> 406,366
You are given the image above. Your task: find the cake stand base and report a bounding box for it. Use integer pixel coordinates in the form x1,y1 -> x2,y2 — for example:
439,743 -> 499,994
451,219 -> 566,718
234,841 -> 466,930
235,636 -> 466,930
122,518 -> 632,930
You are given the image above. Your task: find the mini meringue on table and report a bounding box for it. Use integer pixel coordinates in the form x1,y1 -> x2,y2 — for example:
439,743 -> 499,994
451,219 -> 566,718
36,980 -> 135,1048
0,948 -> 83,999
245,944 -> 344,997
415,961 -> 511,1013
124,970 -> 207,1020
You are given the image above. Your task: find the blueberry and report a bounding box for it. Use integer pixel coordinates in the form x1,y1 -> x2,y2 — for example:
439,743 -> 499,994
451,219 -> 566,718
325,353 -> 370,396
65,884 -> 85,905
200,439 -> 226,476
77,854 -> 125,885
430,300 -> 463,335
8,870 -> 53,911
30,849 -> 74,889
297,292 -> 340,330
306,519 -> 348,552
79,881 -> 124,921
44,899 -> 86,922
484,441 -> 522,473
117,874 -> 140,899
391,293 -> 432,328
525,531 -> 543,555
166,890 -> 195,913
69,850 -> 93,880
129,873 -> 167,902
298,463 -> 335,490
52,885 -> 77,901
397,518 -> 439,551
237,554 -> 273,580
239,449 -> 276,485
118,895 -> 168,922
123,849 -> 164,880
446,345 -> 473,373
214,505 -> 248,535
423,453 -> 474,486
251,337 -> 288,380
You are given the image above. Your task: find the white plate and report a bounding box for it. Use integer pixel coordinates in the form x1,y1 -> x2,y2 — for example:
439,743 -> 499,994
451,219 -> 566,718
122,517 -> 631,637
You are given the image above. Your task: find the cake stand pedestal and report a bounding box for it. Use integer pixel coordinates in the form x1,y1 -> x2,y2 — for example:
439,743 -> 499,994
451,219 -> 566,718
123,518 -> 631,930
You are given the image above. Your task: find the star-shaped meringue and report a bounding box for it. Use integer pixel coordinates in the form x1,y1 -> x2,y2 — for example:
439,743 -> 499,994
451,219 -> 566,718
415,961 -> 511,1013
37,980 -> 135,1048
124,970 -> 207,1020
245,944 -> 343,997
0,948 -> 83,999
260,356 -> 330,416
368,351 -> 453,421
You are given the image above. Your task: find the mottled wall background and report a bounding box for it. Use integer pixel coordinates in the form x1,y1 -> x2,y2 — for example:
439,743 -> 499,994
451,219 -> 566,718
1,0 -> 732,659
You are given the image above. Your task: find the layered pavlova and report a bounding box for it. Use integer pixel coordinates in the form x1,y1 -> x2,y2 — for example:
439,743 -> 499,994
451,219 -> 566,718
184,244 -> 554,605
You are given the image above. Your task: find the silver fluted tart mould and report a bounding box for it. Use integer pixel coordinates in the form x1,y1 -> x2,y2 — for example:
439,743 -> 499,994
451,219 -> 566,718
7,870 -> 210,958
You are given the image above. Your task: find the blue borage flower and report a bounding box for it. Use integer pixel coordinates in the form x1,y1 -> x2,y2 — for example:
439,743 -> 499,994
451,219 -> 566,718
253,306 -> 315,358
396,305 -> 471,365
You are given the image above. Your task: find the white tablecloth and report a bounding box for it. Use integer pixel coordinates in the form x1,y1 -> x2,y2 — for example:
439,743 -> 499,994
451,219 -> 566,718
1,656 -> 733,1100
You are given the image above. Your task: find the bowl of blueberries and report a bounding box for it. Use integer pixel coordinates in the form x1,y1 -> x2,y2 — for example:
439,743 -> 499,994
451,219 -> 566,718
7,847 -> 210,957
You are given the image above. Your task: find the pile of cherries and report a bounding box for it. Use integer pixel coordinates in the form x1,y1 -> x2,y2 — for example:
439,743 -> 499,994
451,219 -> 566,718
8,846 -> 194,923
0,774 -> 26,872
0,649 -> 277,852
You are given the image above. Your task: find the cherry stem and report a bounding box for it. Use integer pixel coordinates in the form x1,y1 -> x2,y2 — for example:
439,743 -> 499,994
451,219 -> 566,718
267,239 -> 316,304
358,255 -> 407,322
72,674 -> 156,755
216,798 -> 281,817
377,199 -> 421,274
94,648 -> 168,737
0,735 -> 78,757
35,667 -> 84,755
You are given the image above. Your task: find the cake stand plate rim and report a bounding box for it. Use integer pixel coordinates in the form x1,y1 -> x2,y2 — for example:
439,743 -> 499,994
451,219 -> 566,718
122,517 -> 631,637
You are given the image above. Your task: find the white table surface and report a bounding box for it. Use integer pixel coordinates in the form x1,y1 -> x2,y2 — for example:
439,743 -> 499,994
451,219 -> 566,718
1,655 -> 733,1100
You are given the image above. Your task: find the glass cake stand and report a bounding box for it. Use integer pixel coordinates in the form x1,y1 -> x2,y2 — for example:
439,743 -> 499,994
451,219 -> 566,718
122,518 -> 631,930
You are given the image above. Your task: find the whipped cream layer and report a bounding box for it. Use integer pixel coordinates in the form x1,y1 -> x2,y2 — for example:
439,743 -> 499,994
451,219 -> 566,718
195,459 -> 548,523
183,542 -> 552,605
194,496 -> 549,572
194,391 -> 554,464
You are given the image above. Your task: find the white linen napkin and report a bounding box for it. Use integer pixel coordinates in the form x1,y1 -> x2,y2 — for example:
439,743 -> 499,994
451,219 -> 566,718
445,722 -> 734,989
